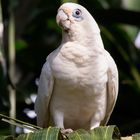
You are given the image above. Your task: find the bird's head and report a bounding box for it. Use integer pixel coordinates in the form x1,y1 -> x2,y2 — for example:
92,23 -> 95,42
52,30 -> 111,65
56,3 -> 100,37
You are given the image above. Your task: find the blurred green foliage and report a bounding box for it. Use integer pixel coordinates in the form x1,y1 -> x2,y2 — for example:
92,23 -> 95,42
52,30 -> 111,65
0,0 -> 140,136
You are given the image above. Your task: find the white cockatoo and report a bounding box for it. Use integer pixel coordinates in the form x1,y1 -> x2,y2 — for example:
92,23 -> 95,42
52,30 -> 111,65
35,2 -> 118,133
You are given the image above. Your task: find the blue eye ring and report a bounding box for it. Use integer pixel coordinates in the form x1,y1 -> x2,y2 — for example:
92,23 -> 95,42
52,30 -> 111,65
72,9 -> 82,18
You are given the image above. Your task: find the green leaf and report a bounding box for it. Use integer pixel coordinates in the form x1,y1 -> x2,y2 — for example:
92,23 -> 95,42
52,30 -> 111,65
0,136 -> 14,140
16,127 -> 62,140
90,125 -> 121,140
66,126 -> 121,140
16,39 -> 28,51
61,0 -> 78,3
66,129 -> 92,140
132,133 -> 140,140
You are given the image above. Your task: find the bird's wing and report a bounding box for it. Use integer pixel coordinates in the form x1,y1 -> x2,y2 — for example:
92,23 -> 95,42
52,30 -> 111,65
101,51 -> 118,125
35,57 -> 54,127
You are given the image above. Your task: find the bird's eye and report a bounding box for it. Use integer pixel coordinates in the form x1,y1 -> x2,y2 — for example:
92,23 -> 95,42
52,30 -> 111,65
73,9 -> 82,18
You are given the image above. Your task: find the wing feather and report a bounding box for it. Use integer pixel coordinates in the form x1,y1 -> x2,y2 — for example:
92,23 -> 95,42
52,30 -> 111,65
101,51 -> 118,125
35,59 -> 54,127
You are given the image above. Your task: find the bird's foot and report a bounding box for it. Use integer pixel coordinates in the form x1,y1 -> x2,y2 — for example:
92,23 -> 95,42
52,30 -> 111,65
61,128 -> 73,134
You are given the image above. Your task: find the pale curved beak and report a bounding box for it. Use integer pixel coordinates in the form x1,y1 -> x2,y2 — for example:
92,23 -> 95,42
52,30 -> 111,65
56,9 -> 71,31
56,9 -> 68,25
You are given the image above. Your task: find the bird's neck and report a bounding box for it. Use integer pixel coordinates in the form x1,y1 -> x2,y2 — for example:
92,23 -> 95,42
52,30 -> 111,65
62,30 -> 104,49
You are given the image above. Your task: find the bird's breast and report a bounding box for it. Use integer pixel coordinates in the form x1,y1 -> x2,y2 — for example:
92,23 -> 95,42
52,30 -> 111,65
49,44 -> 108,129
51,43 -> 108,90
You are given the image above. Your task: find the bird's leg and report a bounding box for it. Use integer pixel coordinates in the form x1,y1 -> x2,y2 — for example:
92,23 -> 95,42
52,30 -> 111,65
90,116 -> 100,130
53,110 -> 73,134
53,110 -> 64,128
